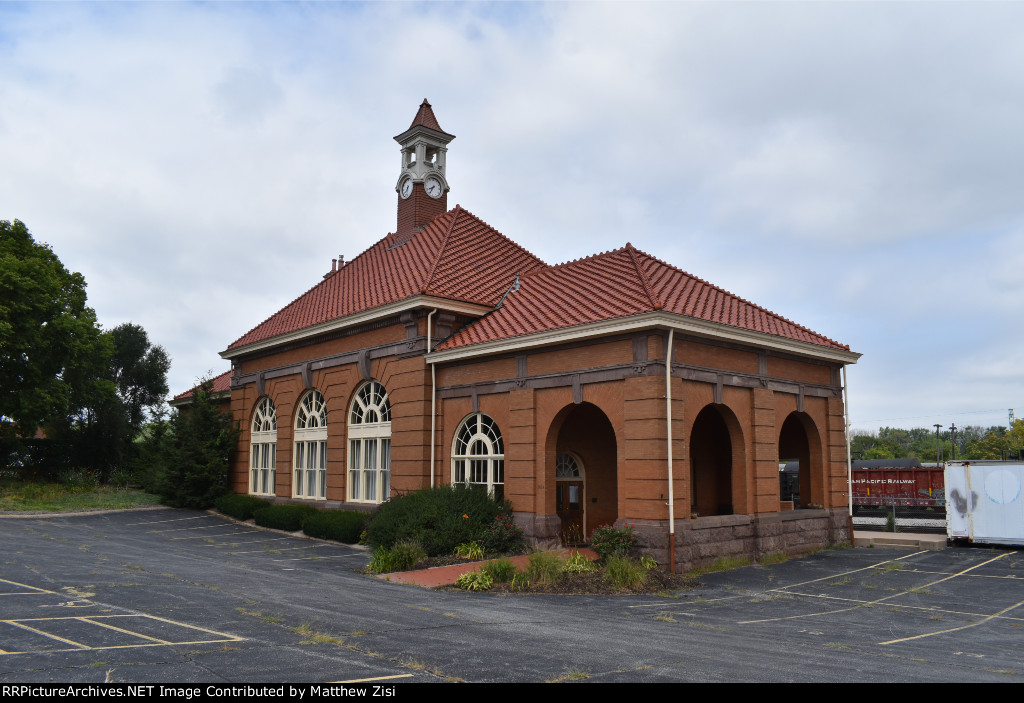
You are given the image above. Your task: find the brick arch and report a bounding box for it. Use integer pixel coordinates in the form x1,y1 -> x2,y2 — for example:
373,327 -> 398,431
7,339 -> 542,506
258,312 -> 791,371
688,403 -> 747,516
779,411 -> 825,509
544,402 -> 618,538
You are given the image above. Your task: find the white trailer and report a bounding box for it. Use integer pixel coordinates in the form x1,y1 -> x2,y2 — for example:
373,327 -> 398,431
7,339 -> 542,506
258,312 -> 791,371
945,460 -> 1024,546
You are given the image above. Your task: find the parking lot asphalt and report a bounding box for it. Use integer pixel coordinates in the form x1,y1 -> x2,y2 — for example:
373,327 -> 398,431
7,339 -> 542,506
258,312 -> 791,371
1,507 -> 1021,683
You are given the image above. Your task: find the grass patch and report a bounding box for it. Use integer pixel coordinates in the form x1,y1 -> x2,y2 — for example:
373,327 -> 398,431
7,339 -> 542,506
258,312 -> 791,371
829,577 -> 851,586
367,539 -> 427,574
654,613 -> 677,623
481,558 -> 519,583
0,480 -> 161,512
547,669 -> 589,682
685,556 -> 752,577
604,555 -> 648,590
759,552 -> 789,565
524,551 -> 564,586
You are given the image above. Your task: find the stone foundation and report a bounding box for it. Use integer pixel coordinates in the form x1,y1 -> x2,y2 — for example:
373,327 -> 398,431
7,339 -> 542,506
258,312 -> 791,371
626,509 -> 851,573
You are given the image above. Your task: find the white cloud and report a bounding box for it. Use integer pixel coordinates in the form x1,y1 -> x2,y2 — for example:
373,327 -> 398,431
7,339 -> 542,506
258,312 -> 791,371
1,1 -> 1023,426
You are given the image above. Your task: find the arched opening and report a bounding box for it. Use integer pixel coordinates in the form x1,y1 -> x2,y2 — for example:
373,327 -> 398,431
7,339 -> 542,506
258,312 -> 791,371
294,389 -> 327,500
690,405 -> 738,516
549,403 -> 617,543
250,397 -> 277,497
348,381 -> 391,504
778,412 -> 824,509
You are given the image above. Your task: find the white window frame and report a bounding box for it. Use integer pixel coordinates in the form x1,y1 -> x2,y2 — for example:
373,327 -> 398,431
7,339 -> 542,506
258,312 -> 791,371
348,381 -> 392,504
293,390 -> 327,500
452,413 -> 505,501
250,397 -> 277,496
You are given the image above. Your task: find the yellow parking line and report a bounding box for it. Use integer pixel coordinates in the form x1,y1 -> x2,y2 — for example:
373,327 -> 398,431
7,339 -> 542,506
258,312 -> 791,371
2,620 -> 89,649
121,614 -> 244,640
0,578 -> 55,594
170,531 -> 251,541
881,599 -> 1024,645
331,675 -> 414,683
149,524 -> 232,533
739,551 -> 1015,625
772,551 -> 927,592
79,618 -> 173,644
125,515 -> 207,526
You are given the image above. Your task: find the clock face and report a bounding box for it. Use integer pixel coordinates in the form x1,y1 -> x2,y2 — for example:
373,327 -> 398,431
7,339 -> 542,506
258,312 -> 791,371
424,176 -> 443,199
400,177 -> 413,199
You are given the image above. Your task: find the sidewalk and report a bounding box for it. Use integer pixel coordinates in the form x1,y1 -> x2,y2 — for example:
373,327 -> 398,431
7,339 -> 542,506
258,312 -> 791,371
852,529 -> 947,550
381,547 -> 599,587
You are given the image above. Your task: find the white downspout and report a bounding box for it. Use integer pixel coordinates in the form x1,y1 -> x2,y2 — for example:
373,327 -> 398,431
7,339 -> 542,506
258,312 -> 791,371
427,309 -> 437,489
666,329 -> 675,573
842,365 -> 853,539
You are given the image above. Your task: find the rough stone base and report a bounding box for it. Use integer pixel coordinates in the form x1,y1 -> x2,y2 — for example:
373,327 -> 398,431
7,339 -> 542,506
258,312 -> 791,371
515,511 -> 563,550
625,509 -> 851,573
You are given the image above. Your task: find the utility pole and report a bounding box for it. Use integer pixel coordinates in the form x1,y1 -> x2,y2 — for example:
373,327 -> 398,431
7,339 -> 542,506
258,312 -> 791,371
934,424 -> 943,463
950,423 -> 958,460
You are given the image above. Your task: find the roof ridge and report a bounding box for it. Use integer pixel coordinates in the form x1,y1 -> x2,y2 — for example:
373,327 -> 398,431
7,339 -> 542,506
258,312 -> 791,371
625,242 -> 662,310
421,205 -> 462,294
448,205 -> 550,269
525,245 -> 628,278
630,245 -> 849,350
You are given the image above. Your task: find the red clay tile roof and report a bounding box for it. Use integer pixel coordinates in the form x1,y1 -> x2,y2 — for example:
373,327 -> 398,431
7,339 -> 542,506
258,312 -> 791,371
436,243 -> 849,352
226,206 -> 548,350
409,99 -> 444,132
172,370 -> 232,401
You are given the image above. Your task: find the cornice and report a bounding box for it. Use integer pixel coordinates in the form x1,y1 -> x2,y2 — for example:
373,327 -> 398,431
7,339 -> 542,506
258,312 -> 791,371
221,296 -> 492,361
427,311 -> 861,366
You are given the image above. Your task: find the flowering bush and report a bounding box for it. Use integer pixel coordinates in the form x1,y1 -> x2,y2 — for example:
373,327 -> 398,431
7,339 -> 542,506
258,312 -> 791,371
589,523 -> 637,560
481,511 -> 525,553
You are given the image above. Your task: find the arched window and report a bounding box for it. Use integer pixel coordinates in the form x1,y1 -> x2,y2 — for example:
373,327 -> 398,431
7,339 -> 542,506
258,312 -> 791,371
452,413 -> 505,501
294,390 -> 327,499
250,397 -> 277,496
348,381 -> 391,503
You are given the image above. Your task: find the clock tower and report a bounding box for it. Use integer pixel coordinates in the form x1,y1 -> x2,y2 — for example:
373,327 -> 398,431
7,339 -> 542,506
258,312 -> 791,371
394,99 -> 455,237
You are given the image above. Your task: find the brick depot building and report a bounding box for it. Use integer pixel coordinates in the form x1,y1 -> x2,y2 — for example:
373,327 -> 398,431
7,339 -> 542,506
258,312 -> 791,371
216,101 -> 861,570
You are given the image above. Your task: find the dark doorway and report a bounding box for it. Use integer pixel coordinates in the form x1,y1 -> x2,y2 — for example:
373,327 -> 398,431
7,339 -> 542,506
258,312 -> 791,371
690,405 -> 735,516
552,403 -> 617,543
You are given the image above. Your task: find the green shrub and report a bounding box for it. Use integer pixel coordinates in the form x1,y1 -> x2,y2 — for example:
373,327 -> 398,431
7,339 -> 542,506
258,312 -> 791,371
215,493 -> 272,521
604,554 -> 648,590
524,551 -> 564,585
455,570 -> 493,591
367,539 -> 426,574
253,504 -> 317,532
510,573 -> 530,591
364,484 -> 510,557
303,510 -> 366,543
640,554 -> 658,570
562,550 -> 597,574
454,541 -> 485,560
589,523 -> 637,560
482,558 -> 519,583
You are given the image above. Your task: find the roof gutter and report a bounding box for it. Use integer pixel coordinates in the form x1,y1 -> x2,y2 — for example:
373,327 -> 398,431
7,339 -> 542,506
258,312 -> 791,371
220,295 -> 493,360
426,311 -> 861,366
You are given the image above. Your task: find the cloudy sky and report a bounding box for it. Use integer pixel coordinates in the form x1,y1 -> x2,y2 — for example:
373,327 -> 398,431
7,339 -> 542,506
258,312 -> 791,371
2,1 -> 1022,433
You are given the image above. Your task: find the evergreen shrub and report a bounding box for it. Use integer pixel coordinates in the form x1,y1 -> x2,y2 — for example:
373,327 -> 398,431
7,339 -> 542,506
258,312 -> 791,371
215,493 -> 271,521
365,484 -> 512,557
253,504 -> 317,532
303,510 -> 366,543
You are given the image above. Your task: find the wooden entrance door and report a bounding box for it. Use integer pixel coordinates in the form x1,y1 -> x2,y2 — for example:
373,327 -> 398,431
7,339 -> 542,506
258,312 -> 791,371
557,480 -> 584,545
